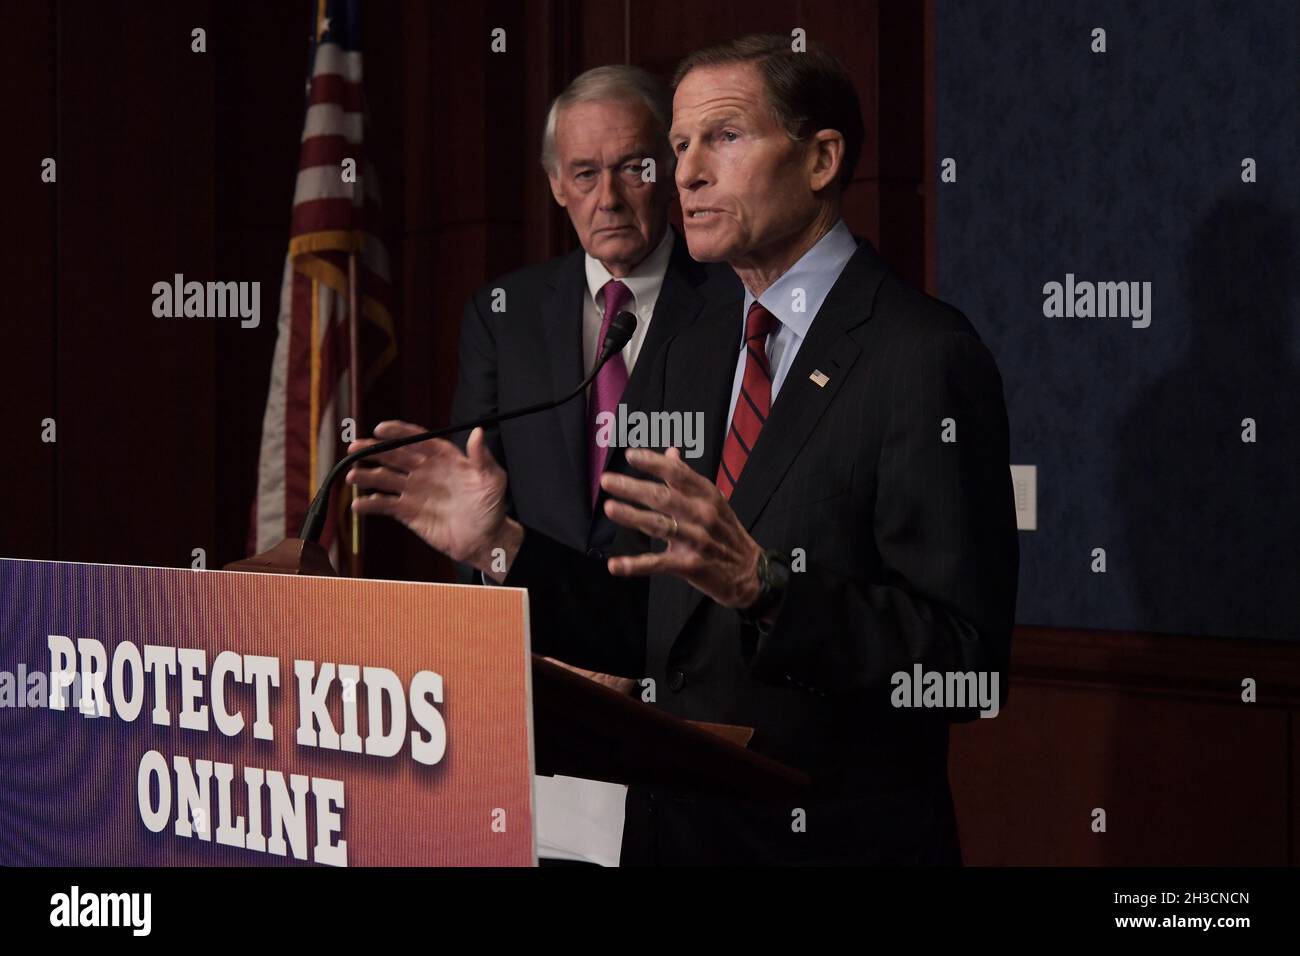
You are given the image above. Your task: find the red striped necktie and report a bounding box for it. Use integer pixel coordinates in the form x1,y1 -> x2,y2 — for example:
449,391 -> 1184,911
716,301 -> 779,499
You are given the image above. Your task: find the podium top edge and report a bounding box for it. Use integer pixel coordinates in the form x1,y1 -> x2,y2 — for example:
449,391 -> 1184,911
0,556 -> 526,593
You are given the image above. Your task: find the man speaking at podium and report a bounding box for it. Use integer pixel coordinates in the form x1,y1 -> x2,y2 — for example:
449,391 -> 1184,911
348,35 -> 1019,865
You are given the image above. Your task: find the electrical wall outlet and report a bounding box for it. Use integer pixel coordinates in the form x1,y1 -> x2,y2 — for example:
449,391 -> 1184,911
1010,464 -> 1037,531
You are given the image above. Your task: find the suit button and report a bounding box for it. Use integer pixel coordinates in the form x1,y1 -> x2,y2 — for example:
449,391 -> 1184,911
669,670 -> 686,692
586,548 -> 605,560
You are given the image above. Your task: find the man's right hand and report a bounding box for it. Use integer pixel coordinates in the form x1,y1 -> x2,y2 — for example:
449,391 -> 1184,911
345,421 -> 522,580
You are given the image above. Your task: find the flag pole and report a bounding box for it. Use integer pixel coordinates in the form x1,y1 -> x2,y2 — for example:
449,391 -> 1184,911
347,248 -> 363,578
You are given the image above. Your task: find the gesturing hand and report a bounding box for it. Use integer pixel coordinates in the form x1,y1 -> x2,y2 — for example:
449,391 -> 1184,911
599,447 -> 764,610
345,421 -> 520,576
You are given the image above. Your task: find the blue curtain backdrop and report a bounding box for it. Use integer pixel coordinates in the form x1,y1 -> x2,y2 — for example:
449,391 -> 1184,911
937,1 -> 1300,641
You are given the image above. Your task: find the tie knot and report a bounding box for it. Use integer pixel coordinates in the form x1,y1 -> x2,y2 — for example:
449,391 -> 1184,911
745,300 -> 779,342
601,279 -> 633,318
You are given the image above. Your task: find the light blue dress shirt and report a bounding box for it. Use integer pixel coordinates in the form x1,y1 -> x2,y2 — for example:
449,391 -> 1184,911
724,219 -> 859,436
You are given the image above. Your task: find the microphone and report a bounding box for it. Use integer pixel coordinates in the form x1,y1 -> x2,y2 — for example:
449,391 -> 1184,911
299,310 -> 638,544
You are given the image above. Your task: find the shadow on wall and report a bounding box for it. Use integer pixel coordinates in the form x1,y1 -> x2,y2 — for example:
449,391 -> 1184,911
1087,195 -> 1297,864
1114,194 -> 1299,644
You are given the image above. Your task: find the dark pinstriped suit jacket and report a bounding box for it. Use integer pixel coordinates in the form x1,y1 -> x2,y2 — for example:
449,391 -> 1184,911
506,238 -> 1020,864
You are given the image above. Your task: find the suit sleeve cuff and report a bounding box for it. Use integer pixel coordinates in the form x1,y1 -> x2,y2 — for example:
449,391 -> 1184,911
747,571 -> 831,696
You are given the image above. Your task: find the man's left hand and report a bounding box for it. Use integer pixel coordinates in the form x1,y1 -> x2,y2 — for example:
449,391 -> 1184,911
599,447 -> 763,610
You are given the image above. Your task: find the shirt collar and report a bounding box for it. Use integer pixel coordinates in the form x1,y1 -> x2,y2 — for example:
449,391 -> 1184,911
584,226 -> 676,309
742,219 -> 858,341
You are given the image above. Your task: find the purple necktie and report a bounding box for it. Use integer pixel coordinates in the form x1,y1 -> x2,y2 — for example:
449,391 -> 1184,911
589,279 -> 633,504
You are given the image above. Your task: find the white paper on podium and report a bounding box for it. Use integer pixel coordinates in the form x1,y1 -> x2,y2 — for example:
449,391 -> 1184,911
534,774 -> 627,866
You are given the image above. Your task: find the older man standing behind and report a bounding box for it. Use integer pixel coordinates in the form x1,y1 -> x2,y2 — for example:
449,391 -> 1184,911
437,65 -> 732,865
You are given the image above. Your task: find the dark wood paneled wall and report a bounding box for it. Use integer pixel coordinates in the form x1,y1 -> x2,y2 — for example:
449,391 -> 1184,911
4,1 -> 57,561
4,2 -> 218,570
952,627 -> 1300,865
4,0 -> 1290,866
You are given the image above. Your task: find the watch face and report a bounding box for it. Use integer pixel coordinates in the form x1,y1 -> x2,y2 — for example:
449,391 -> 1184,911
763,549 -> 788,590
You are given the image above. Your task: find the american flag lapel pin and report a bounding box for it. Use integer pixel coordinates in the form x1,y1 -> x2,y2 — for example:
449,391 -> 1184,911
809,369 -> 830,388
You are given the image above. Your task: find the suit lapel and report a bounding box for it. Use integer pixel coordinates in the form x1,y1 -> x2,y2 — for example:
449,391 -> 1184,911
725,245 -> 887,530
542,251 -> 590,519
660,241 -> 891,646
622,232 -> 708,423
675,295 -> 744,483
646,296 -> 738,646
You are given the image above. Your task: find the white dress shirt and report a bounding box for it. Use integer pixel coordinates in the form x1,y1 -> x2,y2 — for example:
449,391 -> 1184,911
724,219 -> 859,434
582,225 -> 675,382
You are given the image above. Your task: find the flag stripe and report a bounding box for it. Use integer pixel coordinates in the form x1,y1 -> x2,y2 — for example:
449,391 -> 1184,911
295,165 -> 362,204
308,72 -> 364,111
302,104 -> 363,143
298,134 -> 360,171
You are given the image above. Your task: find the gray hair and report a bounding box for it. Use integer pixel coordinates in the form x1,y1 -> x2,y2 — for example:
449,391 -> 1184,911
540,65 -> 673,173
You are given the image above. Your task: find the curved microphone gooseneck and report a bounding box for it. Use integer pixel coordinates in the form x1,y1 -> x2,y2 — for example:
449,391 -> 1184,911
299,310 -> 639,544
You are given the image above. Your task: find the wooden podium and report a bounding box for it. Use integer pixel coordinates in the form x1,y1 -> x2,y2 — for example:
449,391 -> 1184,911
226,539 -> 811,802
531,653 -> 809,800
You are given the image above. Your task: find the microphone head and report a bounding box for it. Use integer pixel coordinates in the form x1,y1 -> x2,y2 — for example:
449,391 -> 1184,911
603,311 -> 638,356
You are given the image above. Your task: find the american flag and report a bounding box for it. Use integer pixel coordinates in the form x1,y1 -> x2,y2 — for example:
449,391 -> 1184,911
251,0 -> 396,570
